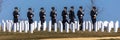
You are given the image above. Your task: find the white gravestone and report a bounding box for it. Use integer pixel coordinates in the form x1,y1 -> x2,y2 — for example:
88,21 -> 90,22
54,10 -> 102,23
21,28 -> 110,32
8,21 -> 12,32
74,21 -> 77,30
48,21 -> 52,32
86,21 -> 89,30
43,21 -> 47,31
114,21 -> 119,32
16,23 -> 19,31
25,21 -> 29,33
38,21 -> 41,31
95,21 -> 98,32
97,21 -> 103,31
102,21 -> 108,32
59,21 -> 63,32
19,21 -> 22,33
83,21 -> 85,31
88,21 -> 92,32
33,21 -> 37,30
13,23 -> 17,32
21,21 -> 25,31
77,21 -> 80,31
6,20 -> 9,31
2,20 -> 6,32
108,21 -> 114,33
71,23 -> 75,33
30,23 -> 34,33
7,20 -> 13,32
54,23 -> 57,32
65,22 -> 69,33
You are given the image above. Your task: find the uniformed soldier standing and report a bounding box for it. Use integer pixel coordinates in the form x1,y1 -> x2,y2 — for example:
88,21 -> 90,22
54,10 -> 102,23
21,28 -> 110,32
69,6 -> 75,24
90,6 -> 97,31
13,7 -> 19,23
50,7 -> 57,27
39,7 -> 46,26
77,6 -> 84,30
62,7 -> 68,30
27,8 -> 34,25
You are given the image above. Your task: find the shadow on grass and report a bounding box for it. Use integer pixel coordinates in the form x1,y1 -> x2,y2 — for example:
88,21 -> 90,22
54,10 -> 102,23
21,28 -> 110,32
99,38 -> 120,40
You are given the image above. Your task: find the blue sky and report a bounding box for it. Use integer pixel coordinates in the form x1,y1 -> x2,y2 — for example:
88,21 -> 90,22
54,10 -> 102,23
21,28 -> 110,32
0,0 -> 120,22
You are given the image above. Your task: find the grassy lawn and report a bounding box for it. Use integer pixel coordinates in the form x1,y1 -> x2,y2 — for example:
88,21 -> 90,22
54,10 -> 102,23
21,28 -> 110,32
0,29 -> 120,40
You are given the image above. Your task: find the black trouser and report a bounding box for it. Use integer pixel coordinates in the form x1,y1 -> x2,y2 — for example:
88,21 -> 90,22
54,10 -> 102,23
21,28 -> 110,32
69,18 -> 75,24
62,19 -> 68,30
28,19 -> 33,24
91,17 -> 96,30
13,18 -> 18,23
78,18 -> 83,30
40,19 -> 45,25
51,18 -> 56,25
28,18 -> 34,31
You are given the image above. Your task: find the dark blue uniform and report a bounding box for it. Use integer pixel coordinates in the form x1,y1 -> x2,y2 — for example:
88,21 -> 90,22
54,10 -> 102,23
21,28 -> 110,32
69,10 -> 75,24
27,11 -> 34,24
90,7 -> 97,30
62,8 -> 68,29
50,10 -> 57,25
77,9 -> 84,30
39,9 -> 46,25
13,7 -> 19,23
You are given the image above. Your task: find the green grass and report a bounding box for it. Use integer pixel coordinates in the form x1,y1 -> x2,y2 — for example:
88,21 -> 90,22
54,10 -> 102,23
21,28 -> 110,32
0,29 -> 120,40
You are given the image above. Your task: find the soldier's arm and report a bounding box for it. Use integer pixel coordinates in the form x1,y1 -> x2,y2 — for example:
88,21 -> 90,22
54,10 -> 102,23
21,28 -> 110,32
50,12 -> 52,17
27,12 -> 29,18
77,11 -> 79,17
32,13 -> 34,17
13,11 -> 15,17
73,12 -> 76,18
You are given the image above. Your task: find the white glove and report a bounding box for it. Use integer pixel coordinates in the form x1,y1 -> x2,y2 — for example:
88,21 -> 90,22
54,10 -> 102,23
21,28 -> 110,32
81,15 -> 83,16
94,15 -> 96,17
30,15 -> 33,17
43,15 -> 45,17
65,15 -> 67,17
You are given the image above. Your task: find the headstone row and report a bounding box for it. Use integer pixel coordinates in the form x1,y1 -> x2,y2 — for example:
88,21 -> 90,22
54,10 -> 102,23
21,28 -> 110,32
1,20 -> 119,33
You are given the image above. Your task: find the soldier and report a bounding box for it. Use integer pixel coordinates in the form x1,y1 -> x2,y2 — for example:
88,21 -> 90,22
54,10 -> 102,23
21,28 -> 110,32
13,7 -> 20,23
50,7 -> 57,27
69,6 -> 75,24
90,6 -> 97,31
77,6 -> 84,30
39,7 -> 46,26
62,7 -> 68,30
27,8 -> 34,24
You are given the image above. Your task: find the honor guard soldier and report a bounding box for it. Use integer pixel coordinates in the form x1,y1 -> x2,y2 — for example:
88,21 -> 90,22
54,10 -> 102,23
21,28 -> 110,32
39,7 -> 46,26
62,7 -> 68,30
13,7 -> 20,23
27,8 -> 34,24
90,6 -> 97,31
69,6 -> 75,24
50,7 -> 57,27
77,6 -> 84,30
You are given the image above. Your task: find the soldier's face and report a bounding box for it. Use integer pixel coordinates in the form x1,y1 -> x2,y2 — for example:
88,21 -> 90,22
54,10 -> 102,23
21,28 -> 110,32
64,9 -> 67,11
71,8 -> 74,11
15,9 -> 18,12
52,9 -> 55,12
92,8 -> 95,11
29,10 -> 32,13
93,9 -> 96,12
41,9 -> 44,12
80,8 -> 82,11
40,9 -> 42,11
